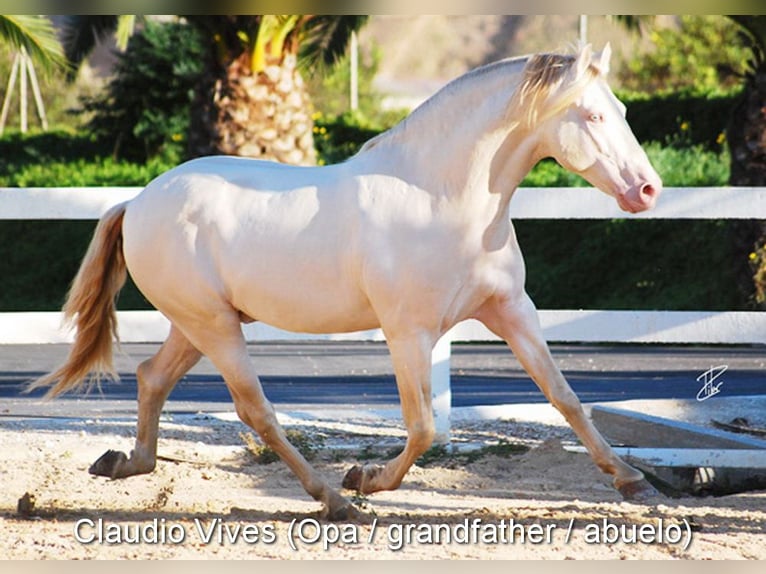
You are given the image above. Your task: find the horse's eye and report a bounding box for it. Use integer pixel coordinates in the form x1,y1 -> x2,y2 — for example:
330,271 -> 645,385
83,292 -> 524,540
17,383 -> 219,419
589,113 -> 604,123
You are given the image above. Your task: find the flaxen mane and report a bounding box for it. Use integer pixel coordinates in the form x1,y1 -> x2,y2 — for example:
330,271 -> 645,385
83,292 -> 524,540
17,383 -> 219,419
359,47 -> 601,154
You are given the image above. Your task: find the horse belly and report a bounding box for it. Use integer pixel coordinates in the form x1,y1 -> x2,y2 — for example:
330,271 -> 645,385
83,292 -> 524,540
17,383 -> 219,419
227,259 -> 380,334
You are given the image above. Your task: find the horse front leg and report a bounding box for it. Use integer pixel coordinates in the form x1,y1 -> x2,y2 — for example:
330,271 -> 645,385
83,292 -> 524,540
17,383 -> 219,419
343,331 -> 436,494
89,326 -> 201,479
475,293 -> 660,501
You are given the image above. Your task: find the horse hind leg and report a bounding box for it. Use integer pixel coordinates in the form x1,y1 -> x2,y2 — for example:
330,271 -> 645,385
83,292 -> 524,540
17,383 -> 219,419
175,311 -> 361,521
89,325 -> 201,479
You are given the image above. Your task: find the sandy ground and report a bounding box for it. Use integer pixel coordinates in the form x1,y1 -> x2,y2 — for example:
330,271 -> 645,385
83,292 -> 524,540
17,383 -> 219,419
1,411 -> 764,560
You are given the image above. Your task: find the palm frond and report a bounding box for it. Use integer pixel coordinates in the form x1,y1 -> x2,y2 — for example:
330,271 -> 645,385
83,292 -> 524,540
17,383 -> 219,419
59,15 -> 119,69
299,15 -> 368,69
728,15 -> 766,54
115,15 -> 137,51
0,15 -> 67,73
609,15 -> 654,34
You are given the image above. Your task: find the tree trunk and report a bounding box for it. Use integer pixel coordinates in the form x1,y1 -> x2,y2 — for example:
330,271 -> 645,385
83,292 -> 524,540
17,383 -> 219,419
728,60 -> 766,307
728,63 -> 766,185
188,53 -> 316,165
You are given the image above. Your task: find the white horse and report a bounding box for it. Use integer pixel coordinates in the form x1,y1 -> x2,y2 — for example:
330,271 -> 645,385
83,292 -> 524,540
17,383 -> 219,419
34,44 -> 662,520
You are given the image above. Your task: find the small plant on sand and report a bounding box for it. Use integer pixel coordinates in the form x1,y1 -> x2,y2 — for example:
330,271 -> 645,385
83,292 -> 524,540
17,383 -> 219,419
240,429 -> 324,464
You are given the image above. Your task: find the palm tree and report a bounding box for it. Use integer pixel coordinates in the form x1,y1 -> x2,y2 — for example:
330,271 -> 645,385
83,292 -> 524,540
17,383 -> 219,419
61,15 -> 367,165
726,16 -> 766,186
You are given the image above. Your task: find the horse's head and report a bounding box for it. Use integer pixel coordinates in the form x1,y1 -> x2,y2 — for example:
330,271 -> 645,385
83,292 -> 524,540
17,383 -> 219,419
536,44 -> 662,213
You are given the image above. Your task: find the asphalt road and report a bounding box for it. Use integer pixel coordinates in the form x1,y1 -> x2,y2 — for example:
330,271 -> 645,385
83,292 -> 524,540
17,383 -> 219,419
1,342 -> 765,417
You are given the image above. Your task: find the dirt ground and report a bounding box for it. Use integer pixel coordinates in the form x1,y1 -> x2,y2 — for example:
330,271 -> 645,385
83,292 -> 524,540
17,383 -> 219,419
1,411 -> 764,560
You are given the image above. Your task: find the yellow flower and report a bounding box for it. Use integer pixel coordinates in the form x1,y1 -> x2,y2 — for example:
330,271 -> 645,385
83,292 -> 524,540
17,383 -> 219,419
171,133 -> 183,142
680,121 -> 689,131
716,132 -> 726,145
750,252 -> 758,261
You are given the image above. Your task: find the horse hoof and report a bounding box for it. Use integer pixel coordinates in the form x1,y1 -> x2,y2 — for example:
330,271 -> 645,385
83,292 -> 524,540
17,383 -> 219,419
342,465 -> 364,491
89,449 -> 128,478
323,502 -> 368,523
321,500 -> 372,524
618,478 -> 662,502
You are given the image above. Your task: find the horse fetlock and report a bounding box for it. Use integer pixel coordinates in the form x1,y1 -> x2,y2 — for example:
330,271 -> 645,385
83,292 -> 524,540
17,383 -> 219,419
342,463 -> 386,494
320,491 -> 368,523
341,464 -> 364,491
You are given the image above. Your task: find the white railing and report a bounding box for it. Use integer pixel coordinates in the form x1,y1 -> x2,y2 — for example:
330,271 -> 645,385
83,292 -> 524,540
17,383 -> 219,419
2,186 -> 765,439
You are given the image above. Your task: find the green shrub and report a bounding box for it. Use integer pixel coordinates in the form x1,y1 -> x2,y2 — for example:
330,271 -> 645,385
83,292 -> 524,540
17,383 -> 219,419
517,218 -> 751,312
520,144 -> 729,188
643,142 -> 730,186
0,220 -> 151,311
314,110 -> 404,165
0,130 -> 102,166
78,20 -> 204,162
618,16 -> 750,94
619,90 -> 739,150
0,156 -> 174,187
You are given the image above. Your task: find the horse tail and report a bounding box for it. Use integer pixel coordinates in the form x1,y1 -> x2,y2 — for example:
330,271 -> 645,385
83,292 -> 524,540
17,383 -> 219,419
29,202 -> 129,398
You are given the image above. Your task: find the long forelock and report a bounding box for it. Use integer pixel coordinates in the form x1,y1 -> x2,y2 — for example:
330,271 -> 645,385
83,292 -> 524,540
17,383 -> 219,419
509,51 -> 601,129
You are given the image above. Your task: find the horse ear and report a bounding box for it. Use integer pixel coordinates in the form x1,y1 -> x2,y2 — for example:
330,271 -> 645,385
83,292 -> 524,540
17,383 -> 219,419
575,44 -> 593,78
597,42 -> 612,75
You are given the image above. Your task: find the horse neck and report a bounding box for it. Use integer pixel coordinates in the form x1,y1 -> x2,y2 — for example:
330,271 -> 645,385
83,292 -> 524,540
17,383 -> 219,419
357,58 -> 542,201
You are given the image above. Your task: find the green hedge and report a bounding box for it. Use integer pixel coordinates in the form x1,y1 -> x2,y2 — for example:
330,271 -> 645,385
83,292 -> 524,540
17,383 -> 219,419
619,89 -> 740,150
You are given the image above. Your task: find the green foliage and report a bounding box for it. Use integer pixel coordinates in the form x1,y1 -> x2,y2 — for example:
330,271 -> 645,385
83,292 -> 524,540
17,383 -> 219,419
0,130 -> 175,186
0,220 -> 151,311
0,46 -> 91,133
0,130 -> 171,311
78,21 -> 204,162
314,110 -> 401,165
1,156 -> 174,187
307,41 -> 402,123
521,143 -> 729,188
517,218 -> 750,312
240,430 -> 323,464
0,15 -> 67,73
308,42 -> 409,166
643,142 -> 730,186
0,129 -> 100,165
618,90 -> 739,150
619,16 -> 750,94
415,441 -> 529,468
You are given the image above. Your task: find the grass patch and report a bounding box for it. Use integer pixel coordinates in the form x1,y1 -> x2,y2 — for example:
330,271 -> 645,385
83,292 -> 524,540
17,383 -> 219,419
240,430 -> 324,465
414,440 -> 530,468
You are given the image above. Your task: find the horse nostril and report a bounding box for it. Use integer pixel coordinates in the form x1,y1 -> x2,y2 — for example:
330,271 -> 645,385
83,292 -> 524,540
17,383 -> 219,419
640,183 -> 657,202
